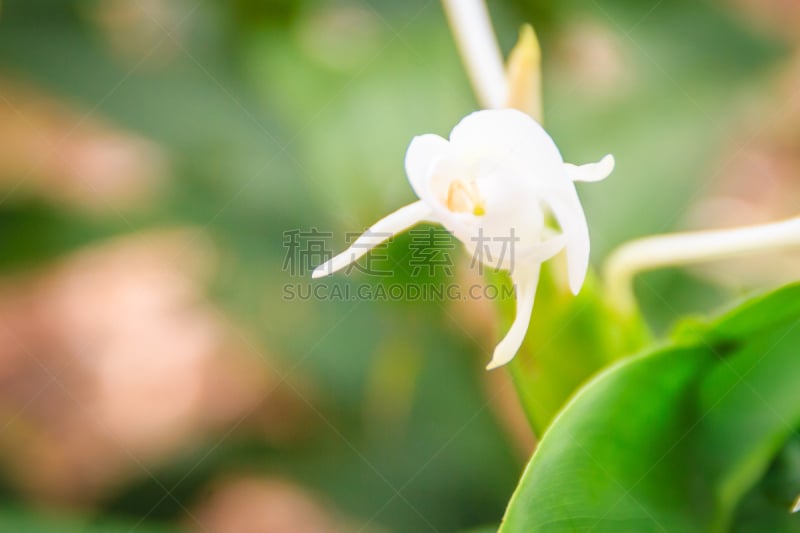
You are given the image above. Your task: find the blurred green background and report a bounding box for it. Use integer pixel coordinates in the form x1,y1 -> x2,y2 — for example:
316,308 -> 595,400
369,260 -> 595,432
0,0 -> 797,531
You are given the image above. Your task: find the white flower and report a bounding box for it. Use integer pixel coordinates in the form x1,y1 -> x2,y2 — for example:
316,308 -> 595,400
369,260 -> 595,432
313,109 -> 613,369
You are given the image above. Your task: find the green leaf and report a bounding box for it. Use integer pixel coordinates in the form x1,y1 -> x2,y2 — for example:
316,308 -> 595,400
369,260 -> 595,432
501,283 -> 800,532
733,433 -> 800,532
501,344 -> 716,532
697,316 -> 800,530
674,282 -> 800,344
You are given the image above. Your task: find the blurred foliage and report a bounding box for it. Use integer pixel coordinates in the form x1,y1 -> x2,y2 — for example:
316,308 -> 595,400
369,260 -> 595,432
0,0 -> 795,531
0,507 -> 179,533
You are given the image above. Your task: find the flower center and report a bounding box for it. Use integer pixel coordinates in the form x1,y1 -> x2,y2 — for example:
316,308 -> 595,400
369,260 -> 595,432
446,179 -> 485,216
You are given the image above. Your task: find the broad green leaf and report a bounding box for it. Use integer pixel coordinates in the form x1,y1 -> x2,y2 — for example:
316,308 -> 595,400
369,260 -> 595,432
674,282 -> 800,344
501,283 -> 800,532
696,306 -> 800,530
501,344 -> 716,532
733,433 -> 800,532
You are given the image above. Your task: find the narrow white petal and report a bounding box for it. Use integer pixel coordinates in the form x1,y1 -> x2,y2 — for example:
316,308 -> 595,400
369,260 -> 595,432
312,201 -> 432,278
405,134 -> 449,201
486,264 -> 541,370
564,154 -> 615,182
545,185 -> 590,294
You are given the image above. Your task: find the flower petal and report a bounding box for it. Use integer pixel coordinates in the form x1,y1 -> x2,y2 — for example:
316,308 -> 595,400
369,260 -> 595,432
486,263 -> 541,370
449,109 -> 564,179
405,134 -> 449,202
312,201 -> 432,278
545,184 -> 590,294
564,154 -> 615,182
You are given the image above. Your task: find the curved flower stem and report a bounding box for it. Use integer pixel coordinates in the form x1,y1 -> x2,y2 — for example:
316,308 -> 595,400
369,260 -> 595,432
441,0 -> 507,109
604,216 -> 800,314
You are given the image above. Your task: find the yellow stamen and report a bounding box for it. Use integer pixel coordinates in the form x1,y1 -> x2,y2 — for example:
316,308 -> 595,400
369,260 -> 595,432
446,179 -> 485,216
